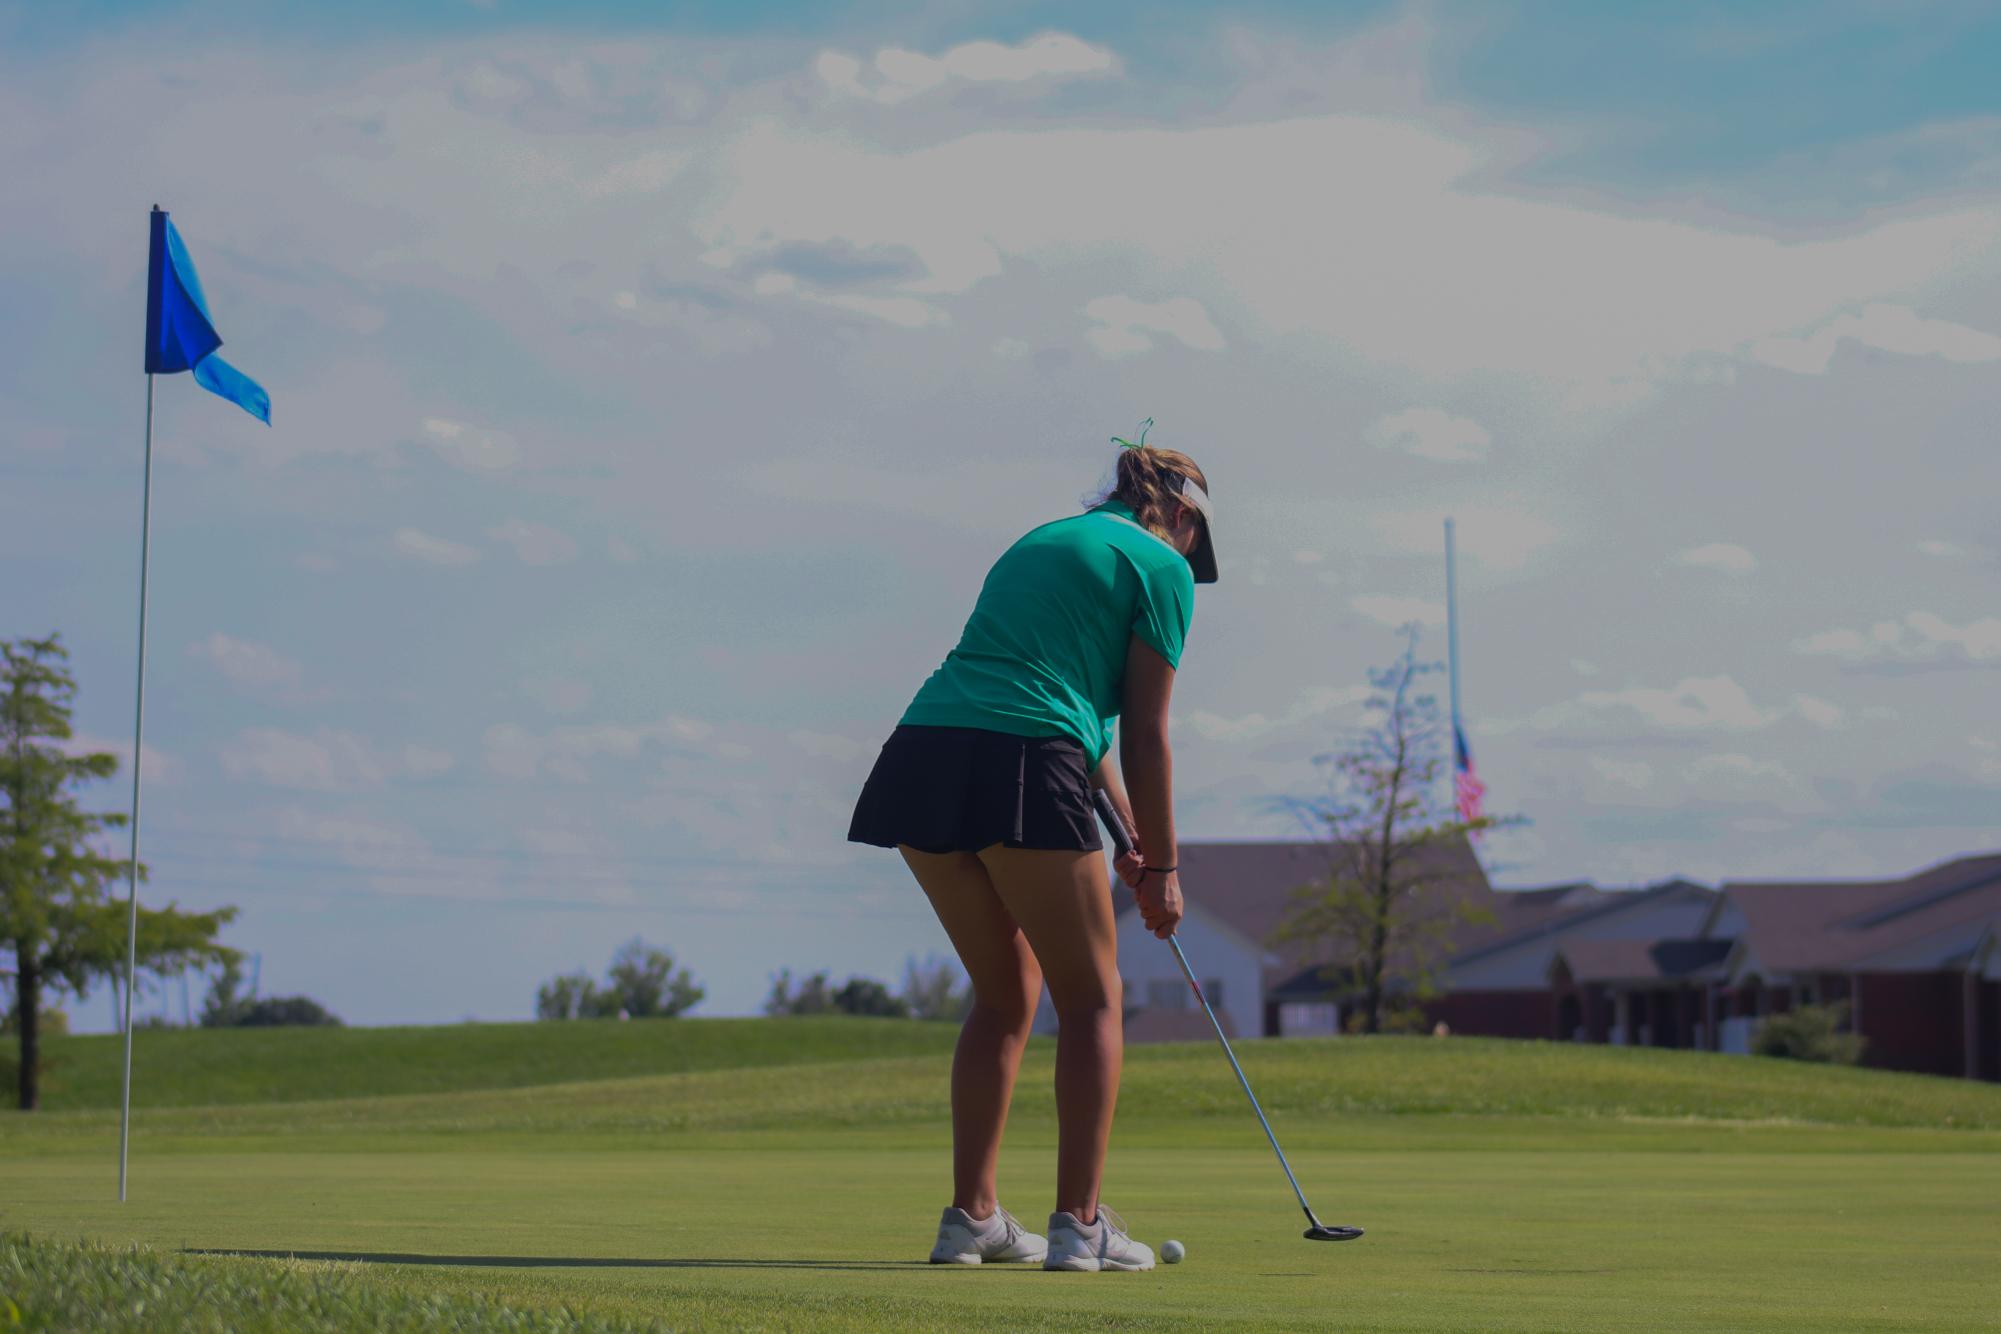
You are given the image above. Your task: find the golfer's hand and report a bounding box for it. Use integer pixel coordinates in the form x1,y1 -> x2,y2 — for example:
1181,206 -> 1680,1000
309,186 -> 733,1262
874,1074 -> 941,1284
1137,869 -> 1182,940
1114,846 -> 1146,890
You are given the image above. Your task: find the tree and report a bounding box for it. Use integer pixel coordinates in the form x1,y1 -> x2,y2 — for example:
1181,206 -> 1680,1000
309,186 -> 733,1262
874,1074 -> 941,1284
1752,1002 -> 1865,1065
534,938 -> 703,1020
1,635 -> 236,1109
199,958 -> 340,1028
900,953 -> 973,1022
764,969 -> 910,1018
1275,627 -> 1509,1035
534,970 -> 600,1021
763,968 -> 836,1016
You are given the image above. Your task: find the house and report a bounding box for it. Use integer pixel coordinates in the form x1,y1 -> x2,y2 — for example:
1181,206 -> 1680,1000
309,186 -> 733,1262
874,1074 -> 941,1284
1439,850 -> 2001,1080
1702,853 -> 2001,1077
1032,834 -> 1497,1040
1439,878 -> 1716,1042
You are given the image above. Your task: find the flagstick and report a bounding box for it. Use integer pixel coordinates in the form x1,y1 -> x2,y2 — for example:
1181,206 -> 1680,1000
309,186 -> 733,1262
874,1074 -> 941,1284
118,372 -> 155,1203
1445,517 -> 1462,744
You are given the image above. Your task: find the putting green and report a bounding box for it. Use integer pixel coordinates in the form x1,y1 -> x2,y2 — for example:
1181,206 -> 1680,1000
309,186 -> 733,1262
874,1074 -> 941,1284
5,1028 -> 2000,1330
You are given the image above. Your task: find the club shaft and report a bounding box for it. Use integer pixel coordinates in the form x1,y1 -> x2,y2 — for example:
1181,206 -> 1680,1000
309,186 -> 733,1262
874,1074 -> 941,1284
1092,788 -> 1320,1226
1167,934 -> 1317,1224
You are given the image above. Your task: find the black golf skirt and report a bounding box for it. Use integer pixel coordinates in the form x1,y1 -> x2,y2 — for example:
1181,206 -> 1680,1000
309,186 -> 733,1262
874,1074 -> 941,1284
847,725 -> 1103,855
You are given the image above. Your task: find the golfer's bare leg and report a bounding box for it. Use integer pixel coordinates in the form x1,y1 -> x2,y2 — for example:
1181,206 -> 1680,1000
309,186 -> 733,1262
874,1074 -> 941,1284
902,847 -> 1043,1220
979,845 -> 1120,1224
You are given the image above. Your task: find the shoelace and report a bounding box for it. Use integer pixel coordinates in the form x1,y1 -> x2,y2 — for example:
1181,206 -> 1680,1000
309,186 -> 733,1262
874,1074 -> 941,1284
993,1206 -> 1024,1245
1093,1205 -> 1129,1241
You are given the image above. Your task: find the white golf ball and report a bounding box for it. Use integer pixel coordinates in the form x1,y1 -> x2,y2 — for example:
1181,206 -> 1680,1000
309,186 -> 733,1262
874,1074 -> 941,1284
1161,1239 -> 1185,1264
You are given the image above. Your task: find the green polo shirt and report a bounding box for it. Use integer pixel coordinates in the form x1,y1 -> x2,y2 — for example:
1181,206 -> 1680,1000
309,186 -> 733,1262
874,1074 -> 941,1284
900,500 -> 1197,763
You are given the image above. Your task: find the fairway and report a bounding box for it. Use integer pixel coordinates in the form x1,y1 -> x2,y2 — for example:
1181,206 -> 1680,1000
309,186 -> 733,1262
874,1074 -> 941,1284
6,1024 -> 2001,1331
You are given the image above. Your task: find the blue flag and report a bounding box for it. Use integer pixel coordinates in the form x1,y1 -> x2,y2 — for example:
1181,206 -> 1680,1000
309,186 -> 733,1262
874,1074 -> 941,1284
145,208 -> 271,424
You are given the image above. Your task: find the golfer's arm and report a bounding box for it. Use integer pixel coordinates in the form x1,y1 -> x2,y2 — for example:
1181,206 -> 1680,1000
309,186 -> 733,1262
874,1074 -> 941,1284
1119,635 -> 1178,868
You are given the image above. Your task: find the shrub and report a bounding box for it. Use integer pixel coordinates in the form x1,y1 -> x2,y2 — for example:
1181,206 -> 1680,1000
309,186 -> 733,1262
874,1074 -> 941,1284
1752,1001 -> 1865,1065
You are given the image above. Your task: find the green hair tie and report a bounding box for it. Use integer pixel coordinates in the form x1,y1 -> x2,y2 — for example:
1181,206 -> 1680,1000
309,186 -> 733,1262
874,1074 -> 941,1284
1111,417 -> 1154,451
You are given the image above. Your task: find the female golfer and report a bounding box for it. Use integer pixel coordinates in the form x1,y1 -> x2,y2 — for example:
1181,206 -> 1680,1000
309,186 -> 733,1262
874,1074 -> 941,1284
848,433 -> 1215,1272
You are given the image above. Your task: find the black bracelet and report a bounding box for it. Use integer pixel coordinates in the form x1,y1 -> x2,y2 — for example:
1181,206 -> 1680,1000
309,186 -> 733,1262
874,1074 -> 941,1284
1144,865 -> 1177,875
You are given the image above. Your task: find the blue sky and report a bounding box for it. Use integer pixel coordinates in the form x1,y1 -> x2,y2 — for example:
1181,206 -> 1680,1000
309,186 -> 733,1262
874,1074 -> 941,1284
5,1 -> 2000,1029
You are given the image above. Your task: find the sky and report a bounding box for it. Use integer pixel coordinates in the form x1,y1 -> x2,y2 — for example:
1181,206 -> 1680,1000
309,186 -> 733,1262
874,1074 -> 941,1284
5,0 -> 2000,1030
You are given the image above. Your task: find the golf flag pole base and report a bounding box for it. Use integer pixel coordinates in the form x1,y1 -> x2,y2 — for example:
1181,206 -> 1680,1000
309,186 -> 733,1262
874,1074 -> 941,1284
118,373 -> 155,1202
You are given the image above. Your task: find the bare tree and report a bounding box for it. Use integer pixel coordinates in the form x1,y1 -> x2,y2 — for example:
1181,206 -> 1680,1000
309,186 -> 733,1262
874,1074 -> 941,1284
1276,627 -> 1509,1034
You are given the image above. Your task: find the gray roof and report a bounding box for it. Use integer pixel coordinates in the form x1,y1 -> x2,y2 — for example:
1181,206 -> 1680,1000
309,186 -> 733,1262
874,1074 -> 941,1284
1114,835 -> 1497,971
1721,853 -> 2001,973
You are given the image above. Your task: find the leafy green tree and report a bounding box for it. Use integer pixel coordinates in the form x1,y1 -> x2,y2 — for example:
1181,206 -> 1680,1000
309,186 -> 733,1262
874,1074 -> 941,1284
1752,1002 -> 1865,1065
833,976 -> 908,1018
594,938 -> 704,1018
2,635 -> 236,1109
199,956 -> 248,1027
534,970 -> 600,1021
535,938 -> 702,1020
199,959 -> 340,1028
900,954 -> 973,1022
763,968 -> 836,1016
1275,628 -> 1509,1035
764,968 -> 910,1018
232,996 -> 341,1028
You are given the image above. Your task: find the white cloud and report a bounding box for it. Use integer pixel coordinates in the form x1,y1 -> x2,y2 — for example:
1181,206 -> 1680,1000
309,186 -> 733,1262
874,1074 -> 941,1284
421,417 -> 521,472
1793,694 -> 1846,730
816,33 -> 1116,106
1584,676 -> 1782,731
1673,542 -> 1757,574
1365,406 -> 1491,462
65,733 -> 177,785
1793,611 -> 2001,665
188,633 -> 304,695
401,744 -> 456,778
219,728 -> 387,791
1082,295 -> 1225,359
524,675 -> 593,716
489,518 -> 579,566
693,113 -> 2001,411
484,714 -> 721,782
804,289 -> 947,328
393,527 -> 482,567
606,537 -> 640,564
1505,675 -> 1783,735
1589,756 -> 1654,790
1749,303 -> 2001,375
1180,684 -> 1373,744
992,336 -> 1030,359
788,730 -> 873,763
1371,503 -> 1559,571
1686,752 -> 1794,785
1350,595 -> 1446,629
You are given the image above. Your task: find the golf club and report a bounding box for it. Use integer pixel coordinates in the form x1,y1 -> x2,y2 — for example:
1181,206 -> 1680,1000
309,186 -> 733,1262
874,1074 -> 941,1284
1093,787 -> 1364,1243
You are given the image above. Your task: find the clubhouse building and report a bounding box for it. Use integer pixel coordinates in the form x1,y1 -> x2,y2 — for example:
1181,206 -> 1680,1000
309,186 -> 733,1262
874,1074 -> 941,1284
1068,837 -> 2001,1082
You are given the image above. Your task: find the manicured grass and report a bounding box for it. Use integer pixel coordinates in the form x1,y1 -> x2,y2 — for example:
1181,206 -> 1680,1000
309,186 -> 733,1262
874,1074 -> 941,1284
5,1025 -> 1999,1330
29,1016 -> 961,1111
0,1233 -> 664,1333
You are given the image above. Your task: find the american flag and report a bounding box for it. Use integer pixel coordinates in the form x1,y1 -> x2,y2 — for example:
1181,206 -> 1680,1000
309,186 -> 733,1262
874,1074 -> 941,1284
1453,721 -> 1487,827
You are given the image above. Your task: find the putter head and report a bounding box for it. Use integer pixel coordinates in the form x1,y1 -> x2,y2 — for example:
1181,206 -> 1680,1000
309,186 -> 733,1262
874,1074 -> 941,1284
1304,1221 -> 1365,1242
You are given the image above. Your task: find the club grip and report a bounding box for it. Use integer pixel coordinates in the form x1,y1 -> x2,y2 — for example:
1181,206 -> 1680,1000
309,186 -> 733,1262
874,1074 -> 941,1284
1092,788 -> 1135,858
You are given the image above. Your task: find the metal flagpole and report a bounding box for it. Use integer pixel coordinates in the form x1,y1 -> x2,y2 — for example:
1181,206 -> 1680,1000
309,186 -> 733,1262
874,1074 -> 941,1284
1445,517 -> 1462,739
119,371 -> 156,1202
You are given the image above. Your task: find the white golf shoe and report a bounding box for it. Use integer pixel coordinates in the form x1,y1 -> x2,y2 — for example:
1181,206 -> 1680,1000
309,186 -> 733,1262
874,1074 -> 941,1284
928,1205 -> 1048,1265
1042,1205 -> 1155,1272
